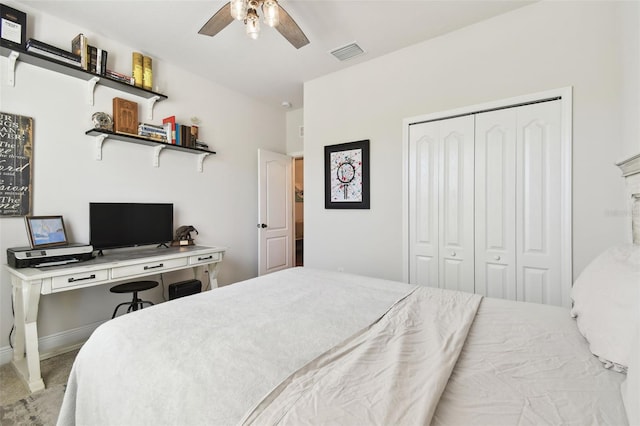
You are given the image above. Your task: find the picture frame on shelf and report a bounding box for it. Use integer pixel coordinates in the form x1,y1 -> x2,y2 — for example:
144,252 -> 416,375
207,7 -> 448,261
324,139 -> 370,209
25,215 -> 69,248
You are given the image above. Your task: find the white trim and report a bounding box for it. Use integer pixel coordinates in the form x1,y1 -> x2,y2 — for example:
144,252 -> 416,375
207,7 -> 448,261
401,119 -> 410,283
0,320 -> 105,365
559,87 -> 573,308
402,87 -> 573,307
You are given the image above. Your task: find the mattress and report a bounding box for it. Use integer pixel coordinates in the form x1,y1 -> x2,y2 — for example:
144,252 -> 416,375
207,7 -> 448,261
57,267 -> 629,425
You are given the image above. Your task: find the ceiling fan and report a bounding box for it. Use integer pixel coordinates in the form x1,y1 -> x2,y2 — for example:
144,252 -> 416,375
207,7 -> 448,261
198,0 -> 310,49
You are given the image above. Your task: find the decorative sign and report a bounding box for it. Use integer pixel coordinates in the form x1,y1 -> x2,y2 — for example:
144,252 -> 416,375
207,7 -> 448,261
324,140 -> 370,209
0,112 -> 33,216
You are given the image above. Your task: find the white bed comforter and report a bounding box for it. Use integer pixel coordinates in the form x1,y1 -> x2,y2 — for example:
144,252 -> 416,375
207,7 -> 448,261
242,284 -> 481,425
57,268 -> 481,426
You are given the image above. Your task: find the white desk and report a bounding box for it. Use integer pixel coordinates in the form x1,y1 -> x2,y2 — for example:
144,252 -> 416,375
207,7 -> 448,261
4,245 -> 225,393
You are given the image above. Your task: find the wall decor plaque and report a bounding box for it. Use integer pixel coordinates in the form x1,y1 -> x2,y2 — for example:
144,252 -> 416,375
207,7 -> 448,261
112,97 -> 138,135
0,112 -> 33,216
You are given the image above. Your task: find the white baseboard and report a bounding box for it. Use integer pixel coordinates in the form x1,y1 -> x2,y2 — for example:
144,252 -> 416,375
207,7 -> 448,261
0,320 -> 107,365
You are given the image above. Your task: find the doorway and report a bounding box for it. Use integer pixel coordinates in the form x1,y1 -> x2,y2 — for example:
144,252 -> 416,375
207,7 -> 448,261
257,149 -> 293,276
293,157 -> 304,266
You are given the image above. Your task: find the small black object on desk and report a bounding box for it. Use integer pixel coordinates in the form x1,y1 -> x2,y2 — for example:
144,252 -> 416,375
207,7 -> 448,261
110,280 -> 158,318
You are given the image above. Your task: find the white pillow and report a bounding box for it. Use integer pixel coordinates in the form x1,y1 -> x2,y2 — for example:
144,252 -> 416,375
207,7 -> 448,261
570,244 -> 640,370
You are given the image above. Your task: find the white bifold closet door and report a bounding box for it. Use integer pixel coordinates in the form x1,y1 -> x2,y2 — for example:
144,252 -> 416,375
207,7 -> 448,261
409,99 -> 562,305
516,101 -> 562,304
408,115 -> 475,294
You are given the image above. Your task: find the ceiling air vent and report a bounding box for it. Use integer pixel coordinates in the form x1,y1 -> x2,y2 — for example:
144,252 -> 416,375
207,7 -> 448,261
330,42 -> 365,61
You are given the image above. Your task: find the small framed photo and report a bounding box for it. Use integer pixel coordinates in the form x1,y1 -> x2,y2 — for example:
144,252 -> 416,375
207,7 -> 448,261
25,215 -> 69,248
324,140 -> 370,209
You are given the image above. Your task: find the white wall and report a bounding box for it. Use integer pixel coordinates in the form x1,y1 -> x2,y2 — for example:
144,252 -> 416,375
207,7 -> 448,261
286,107 -> 304,155
0,3 -> 286,355
303,1 -> 639,282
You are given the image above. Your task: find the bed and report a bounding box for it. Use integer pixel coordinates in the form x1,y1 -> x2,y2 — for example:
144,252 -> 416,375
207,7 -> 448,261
56,248 -> 639,426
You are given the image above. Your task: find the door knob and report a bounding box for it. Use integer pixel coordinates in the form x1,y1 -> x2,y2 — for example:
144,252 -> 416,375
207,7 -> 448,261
451,251 -> 457,257
257,223 -> 267,228
494,255 -> 501,261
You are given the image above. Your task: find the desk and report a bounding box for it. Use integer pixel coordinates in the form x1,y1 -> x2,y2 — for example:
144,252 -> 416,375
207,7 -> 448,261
4,245 -> 225,393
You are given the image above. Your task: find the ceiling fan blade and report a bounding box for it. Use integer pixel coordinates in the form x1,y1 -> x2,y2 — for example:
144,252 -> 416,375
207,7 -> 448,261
198,2 -> 234,37
275,4 -> 309,49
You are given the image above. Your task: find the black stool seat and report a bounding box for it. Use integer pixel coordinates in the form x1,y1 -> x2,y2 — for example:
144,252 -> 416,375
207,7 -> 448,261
110,280 -> 158,294
110,280 -> 158,318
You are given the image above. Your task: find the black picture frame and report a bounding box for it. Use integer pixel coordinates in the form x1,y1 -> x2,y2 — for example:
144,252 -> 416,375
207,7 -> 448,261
24,215 -> 69,248
324,140 -> 370,209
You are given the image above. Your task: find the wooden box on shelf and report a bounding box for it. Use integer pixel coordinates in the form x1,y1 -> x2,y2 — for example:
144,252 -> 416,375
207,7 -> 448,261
112,97 -> 138,135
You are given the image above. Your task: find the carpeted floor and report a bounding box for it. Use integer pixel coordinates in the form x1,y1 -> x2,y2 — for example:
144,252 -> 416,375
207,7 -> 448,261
0,349 -> 78,426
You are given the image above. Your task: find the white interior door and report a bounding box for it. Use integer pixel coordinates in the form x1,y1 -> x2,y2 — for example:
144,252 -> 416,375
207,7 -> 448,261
475,108 -> 517,300
515,100 -> 562,305
408,121 -> 440,287
258,149 -> 293,276
405,89 -> 571,307
438,116 -> 475,293
408,116 -> 474,292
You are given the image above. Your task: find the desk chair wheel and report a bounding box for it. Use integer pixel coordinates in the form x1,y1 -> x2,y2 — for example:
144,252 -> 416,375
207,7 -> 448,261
110,280 -> 159,318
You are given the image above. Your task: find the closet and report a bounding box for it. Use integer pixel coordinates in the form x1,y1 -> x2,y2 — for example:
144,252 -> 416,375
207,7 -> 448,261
408,98 -> 567,306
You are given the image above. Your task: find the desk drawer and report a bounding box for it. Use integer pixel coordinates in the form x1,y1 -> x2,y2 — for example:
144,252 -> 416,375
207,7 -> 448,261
52,269 -> 109,290
189,252 -> 221,266
111,257 -> 188,279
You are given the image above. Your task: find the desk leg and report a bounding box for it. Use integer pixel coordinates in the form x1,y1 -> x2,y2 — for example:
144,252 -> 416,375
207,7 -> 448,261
11,276 -> 45,393
203,261 -> 222,289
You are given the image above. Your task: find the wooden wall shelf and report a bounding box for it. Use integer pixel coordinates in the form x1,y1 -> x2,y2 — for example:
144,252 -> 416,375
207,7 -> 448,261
86,129 -> 215,172
1,44 -> 167,113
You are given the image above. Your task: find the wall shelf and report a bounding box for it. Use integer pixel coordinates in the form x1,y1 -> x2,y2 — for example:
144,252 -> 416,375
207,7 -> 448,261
1,44 -> 168,112
86,129 -> 215,172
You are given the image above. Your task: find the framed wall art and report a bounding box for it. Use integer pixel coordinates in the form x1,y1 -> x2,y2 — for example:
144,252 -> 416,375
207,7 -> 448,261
0,112 -> 33,216
324,140 -> 370,209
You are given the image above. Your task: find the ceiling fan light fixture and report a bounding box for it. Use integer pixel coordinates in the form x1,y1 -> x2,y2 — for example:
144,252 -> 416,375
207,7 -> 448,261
262,0 -> 279,27
230,0 -> 248,20
198,0 -> 308,49
245,8 -> 260,40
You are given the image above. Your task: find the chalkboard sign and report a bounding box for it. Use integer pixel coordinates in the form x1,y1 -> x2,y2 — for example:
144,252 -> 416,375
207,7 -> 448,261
0,112 -> 33,216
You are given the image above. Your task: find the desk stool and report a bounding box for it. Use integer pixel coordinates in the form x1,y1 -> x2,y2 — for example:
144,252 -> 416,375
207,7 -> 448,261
110,280 -> 158,318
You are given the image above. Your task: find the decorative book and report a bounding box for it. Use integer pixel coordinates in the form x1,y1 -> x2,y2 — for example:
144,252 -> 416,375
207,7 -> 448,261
71,33 -> 88,70
26,39 -> 81,66
162,115 -> 176,144
112,97 -> 138,135
132,52 -> 143,88
142,55 -> 152,90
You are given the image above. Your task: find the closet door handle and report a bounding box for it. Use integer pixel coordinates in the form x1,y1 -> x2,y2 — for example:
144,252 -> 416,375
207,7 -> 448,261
257,223 -> 267,228
494,256 -> 501,261
450,251 -> 457,257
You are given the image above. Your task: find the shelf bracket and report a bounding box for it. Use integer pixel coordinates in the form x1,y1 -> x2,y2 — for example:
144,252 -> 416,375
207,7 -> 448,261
153,145 -> 165,167
94,134 -> 108,160
87,76 -> 100,105
7,51 -> 18,86
197,153 -> 211,173
146,95 -> 161,120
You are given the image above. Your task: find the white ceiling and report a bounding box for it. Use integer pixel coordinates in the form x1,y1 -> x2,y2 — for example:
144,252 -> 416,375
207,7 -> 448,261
18,0 -> 534,108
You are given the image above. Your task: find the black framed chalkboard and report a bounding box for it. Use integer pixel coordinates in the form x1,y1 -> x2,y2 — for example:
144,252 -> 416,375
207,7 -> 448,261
0,112 -> 32,216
